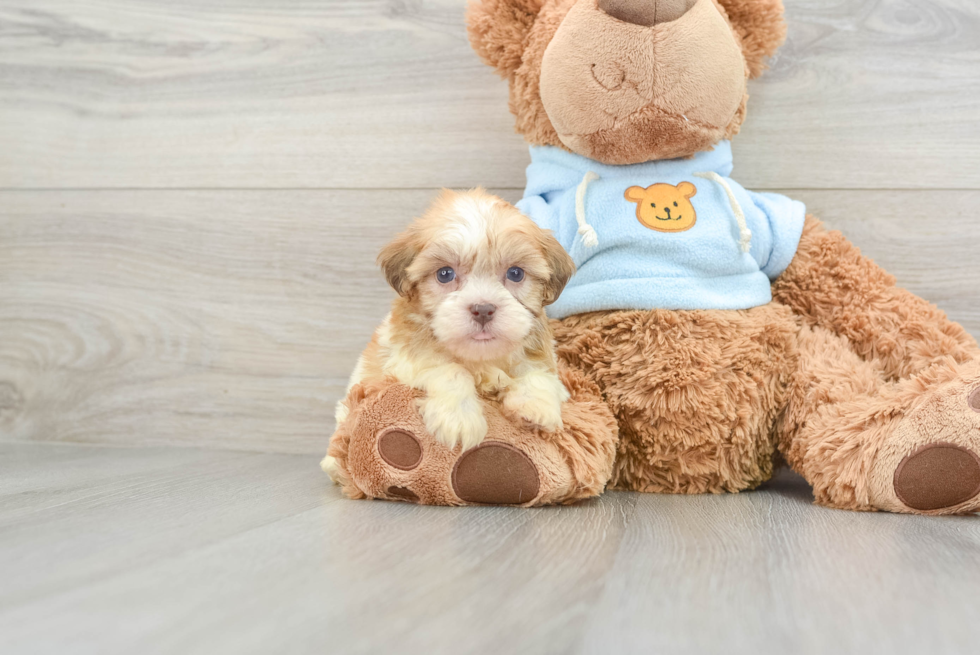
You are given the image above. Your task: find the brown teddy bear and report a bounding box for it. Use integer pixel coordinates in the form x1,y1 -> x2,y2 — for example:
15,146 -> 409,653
465,0 -> 980,514
327,0 -> 980,513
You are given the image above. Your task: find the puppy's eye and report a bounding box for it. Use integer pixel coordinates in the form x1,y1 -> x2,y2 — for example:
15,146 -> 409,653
436,267 -> 455,284
506,267 -> 525,283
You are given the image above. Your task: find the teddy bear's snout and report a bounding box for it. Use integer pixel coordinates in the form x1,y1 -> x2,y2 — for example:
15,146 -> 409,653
598,0 -> 697,27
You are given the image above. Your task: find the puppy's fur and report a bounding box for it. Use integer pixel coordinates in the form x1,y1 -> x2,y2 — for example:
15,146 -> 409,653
326,189 -> 575,475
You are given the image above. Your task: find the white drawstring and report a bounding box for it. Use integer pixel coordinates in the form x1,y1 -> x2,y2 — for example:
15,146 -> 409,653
575,171 -> 601,248
694,171 -> 752,253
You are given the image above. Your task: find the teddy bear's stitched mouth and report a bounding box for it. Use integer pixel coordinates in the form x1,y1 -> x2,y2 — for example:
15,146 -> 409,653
558,103 -> 720,139
655,214 -> 682,222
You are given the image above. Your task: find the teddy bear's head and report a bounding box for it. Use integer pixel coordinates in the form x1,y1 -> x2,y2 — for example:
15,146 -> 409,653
467,0 -> 786,165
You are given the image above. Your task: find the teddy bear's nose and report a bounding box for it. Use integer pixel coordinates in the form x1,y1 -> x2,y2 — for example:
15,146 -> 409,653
598,0 -> 697,26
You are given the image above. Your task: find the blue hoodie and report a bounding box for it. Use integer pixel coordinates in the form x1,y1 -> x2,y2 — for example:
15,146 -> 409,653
516,141 -> 806,319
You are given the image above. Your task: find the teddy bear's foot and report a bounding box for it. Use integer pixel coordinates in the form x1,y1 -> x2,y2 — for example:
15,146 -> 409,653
869,365 -> 980,514
374,428 -> 540,505
325,372 -> 617,507
892,443 -> 980,512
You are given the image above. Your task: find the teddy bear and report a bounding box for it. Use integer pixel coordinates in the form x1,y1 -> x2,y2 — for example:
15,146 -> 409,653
326,0 -> 980,514
463,0 -> 980,514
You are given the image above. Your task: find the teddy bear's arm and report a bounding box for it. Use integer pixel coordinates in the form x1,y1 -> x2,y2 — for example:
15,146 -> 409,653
773,216 -> 980,381
742,187 -> 807,280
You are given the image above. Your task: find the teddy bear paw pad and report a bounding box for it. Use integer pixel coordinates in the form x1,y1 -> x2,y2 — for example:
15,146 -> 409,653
894,443 -> 980,511
451,442 -> 540,505
377,429 -> 422,470
386,486 -> 420,502
969,387 -> 980,413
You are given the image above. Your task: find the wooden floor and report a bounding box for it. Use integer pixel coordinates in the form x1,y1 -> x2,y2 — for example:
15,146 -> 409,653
1,0 -> 980,653
5,442 -> 980,655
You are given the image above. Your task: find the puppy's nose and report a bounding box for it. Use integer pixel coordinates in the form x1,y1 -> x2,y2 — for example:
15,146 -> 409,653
598,0 -> 697,26
470,303 -> 496,327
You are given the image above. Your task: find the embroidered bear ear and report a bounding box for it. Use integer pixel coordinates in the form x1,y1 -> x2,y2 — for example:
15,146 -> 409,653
624,186 -> 648,203
677,181 -> 698,198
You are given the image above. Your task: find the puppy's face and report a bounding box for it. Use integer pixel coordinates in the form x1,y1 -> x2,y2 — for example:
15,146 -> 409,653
378,189 -> 574,362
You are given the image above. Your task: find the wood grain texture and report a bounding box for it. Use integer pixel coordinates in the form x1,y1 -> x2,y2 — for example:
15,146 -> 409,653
3,443 -> 980,655
0,443 -> 330,608
580,475 -> 980,654
2,189 -> 978,454
0,0 -> 978,190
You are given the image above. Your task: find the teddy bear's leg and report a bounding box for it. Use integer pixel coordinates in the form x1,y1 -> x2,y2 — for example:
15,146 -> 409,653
554,305 -> 798,494
327,373 -> 617,507
774,217 -> 980,514
779,322 -> 980,513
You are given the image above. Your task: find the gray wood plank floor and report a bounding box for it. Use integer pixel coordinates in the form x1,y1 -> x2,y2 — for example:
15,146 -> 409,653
3,442 -> 980,655
2,0 -> 980,652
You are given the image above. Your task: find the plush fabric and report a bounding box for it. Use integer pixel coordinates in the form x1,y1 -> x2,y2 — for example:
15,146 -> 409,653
548,218 -> 980,514
553,302 -> 798,493
328,365 -> 619,507
466,0 -> 772,162
538,0 -> 747,162
714,0 -> 787,78
454,0 -> 980,514
598,0 -> 698,27
517,141 -> 806,317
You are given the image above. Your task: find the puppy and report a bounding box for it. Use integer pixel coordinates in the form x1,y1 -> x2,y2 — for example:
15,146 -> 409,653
326,188 -> 575,474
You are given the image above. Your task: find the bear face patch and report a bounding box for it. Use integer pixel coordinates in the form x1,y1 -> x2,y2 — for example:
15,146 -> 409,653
625,182 -> 698,233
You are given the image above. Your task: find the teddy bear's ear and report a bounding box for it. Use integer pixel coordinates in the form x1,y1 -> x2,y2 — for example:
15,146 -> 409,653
466,0 -> 544,78
715,0 -> 787,79
677,181 -> 697,198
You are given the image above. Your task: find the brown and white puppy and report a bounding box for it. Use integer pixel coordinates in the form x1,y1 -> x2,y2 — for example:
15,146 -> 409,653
331,188 -> 575,460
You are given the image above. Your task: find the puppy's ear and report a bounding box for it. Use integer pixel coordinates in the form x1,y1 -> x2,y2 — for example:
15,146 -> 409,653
377,229 -> 420,297
540,231 -> 575,306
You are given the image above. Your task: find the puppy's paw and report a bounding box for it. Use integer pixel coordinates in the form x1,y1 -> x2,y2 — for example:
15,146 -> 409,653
502,380 -> 568,433
419,395 -> 488,451
503,393 -> 564,432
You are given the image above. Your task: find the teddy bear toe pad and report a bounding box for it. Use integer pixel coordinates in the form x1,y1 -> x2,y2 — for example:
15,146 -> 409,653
378,429 -> 422,470
451,443 -> 541,505
893,443 -> 980,511
969,386 -> 980,413
386,486 -> 421,502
